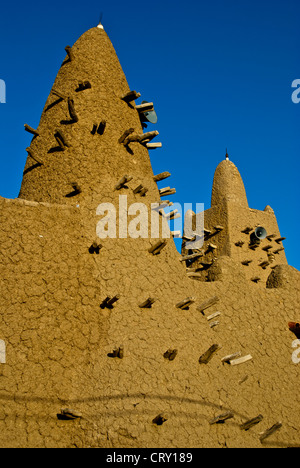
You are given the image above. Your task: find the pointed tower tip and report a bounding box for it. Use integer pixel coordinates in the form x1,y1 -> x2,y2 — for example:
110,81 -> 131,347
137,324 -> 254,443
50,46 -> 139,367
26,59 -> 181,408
211,156 -> 248,207
225,149 -> 229,161
97,13 -> 104,30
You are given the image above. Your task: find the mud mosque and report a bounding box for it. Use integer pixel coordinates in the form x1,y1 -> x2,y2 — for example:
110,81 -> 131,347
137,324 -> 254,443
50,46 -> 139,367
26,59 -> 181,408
0,22 -> 299,448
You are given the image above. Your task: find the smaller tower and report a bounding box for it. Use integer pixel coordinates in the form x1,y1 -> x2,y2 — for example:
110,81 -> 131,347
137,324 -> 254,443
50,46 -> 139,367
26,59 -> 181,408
182,156 -> 287,283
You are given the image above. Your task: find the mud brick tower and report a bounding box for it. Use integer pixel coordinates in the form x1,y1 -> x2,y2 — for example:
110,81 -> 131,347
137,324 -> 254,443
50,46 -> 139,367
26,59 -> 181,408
0,23 -> 299,448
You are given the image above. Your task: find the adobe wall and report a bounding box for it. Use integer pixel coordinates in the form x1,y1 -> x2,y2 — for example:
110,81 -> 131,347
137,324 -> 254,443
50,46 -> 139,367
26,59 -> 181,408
0,196 -> 300,448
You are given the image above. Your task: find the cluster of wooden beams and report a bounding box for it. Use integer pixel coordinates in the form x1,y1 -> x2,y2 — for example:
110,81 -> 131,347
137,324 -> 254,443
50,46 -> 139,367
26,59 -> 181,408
159,187 -> 176,197
197,296 -> 219,314
100,295 -> 120,309
114,175 -> 133,190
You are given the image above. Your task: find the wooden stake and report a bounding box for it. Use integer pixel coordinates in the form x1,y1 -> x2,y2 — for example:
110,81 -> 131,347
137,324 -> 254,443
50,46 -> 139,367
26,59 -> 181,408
240,415 -> 263,431
239,375 -> 249,385
275,237 -> 286,244
118,345 -> 124,359
235,241 -> 244,247
26,147 -> 43,165
106,295 -> 120,308
24,124 -> 39,136
171,231 -> 181,238
207,243 -> 217,251
259,261 -> 270,269
108,346 -> 124,359
230,354 -> 253,366
209,411 -> 234,425
221,352 -> 241,363
251,277 -> 261,283
65,45 -> 74,62
180,252 -> 203,262
67,97 -> 79,122
182,234 -> 196,242
146,142 -> 162,149
209,321 -> 219,329
139,187 -> 148,197
133,184 -> 144,194
197,296 -> 219,314
121,90 -> 141,103
241,227 -> 253,234
259,422 -> 282,443
176,297 -> 196,310
148,240 -> 167,255
52,89 -> 65,100
100,297 -> 111,309
187,272 -> 202,279
139,297 -> 156,308
66,182 -> 82,198
119,128 -> 135,144
199,344 -> 220,364
60,408 -> 82,420
97,120 -> 106,135
153,172 -> 171,183
154,201 -> 173,208
159,187 -> 176,197
55,129 -> 70,150
207,311 -> 221,322
76,80 -> 91,91
89,241 -> 103,254
164,349 -> 178,361
124,130 -> 159,145
100,295 -> 120,309
267,252 -> 275,263
136,102 -> 154,112
114,175 -> 133,190
204,228 -> 212,237
139,130 -> 159,143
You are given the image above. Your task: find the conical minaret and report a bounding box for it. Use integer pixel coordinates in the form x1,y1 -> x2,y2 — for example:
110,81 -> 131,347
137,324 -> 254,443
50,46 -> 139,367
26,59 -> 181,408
211,158 -> 249,208
182,154 -> 287,283
19,26 -> 162,215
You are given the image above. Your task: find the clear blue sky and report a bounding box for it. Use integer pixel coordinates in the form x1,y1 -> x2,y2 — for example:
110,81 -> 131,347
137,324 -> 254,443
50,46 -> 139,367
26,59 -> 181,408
0,0 -> 299,269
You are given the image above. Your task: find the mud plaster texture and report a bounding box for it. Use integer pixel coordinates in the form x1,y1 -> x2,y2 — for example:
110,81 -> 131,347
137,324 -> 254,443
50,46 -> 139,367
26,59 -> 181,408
0,27 -> 299,448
